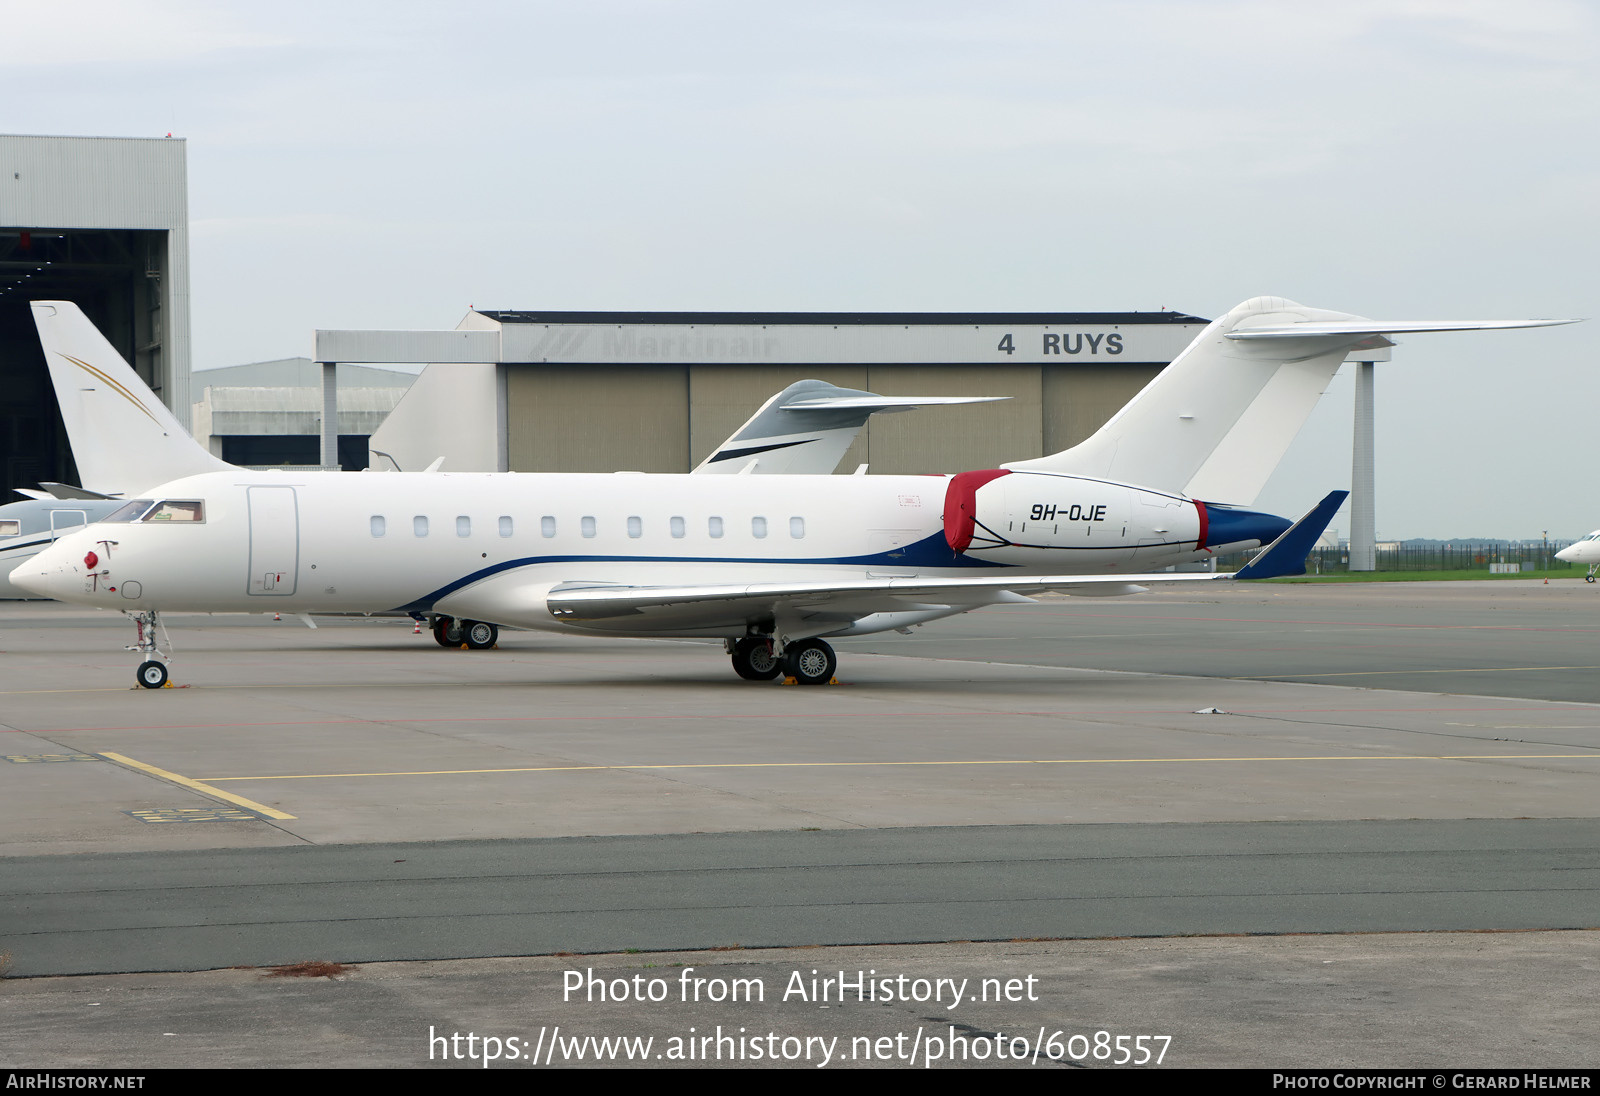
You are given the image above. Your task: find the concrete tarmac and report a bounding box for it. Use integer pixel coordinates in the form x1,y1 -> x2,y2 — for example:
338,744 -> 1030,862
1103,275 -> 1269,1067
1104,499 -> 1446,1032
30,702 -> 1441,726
2,580 -> 1598,1068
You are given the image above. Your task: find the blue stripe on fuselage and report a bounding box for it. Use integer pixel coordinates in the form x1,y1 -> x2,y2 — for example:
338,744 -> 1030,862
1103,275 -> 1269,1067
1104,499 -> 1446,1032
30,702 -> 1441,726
387,530 -> 1002,613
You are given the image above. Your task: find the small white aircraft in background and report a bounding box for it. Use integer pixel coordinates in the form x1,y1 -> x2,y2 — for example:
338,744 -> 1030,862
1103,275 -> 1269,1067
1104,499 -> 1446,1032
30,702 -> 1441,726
11,298 -> 1571,687
1555,533 -> 1600,581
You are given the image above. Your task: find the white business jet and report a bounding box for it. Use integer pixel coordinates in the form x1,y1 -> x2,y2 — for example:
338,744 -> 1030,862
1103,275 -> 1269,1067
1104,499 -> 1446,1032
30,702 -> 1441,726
1,306 -> 995,602
1555,533 -> 1600,581
12,299 -> 1570,687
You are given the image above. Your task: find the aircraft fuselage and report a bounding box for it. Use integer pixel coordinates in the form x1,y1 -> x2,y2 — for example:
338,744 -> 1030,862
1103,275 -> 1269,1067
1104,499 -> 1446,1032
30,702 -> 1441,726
14,468 -> 1284,638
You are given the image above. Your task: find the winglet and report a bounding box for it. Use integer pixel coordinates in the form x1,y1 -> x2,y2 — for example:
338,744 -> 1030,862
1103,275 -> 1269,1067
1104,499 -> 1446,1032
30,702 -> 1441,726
1233,490 -> 1348,580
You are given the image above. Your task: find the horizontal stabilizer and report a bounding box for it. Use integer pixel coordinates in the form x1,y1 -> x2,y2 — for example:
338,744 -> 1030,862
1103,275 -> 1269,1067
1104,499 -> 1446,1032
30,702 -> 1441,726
782,394 -> 1009,412
1226,318 -> 1578,340
1233,490 -> 1348,580
38,482 -> 118,501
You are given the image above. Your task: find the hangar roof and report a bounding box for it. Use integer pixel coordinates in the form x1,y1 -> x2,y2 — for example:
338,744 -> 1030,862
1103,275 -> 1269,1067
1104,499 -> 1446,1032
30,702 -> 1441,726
476,309 -> 1209,326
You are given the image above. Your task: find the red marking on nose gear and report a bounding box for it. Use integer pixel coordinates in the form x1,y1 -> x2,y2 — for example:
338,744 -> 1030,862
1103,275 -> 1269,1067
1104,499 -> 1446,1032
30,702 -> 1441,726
84,551 -> 99,569
943,469 -> 1011,553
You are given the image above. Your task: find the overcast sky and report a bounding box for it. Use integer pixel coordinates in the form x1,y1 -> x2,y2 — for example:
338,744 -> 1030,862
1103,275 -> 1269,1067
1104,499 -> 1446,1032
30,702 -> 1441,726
5,0 -> 1596,538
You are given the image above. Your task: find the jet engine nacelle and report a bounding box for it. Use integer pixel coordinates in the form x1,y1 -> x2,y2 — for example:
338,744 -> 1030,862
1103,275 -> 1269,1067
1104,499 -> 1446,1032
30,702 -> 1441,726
943,468 -> 1204,569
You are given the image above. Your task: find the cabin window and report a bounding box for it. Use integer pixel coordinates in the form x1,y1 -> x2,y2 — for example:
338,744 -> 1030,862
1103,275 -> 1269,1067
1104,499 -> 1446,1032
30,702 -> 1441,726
708,516 -> 724,538
752,516 -> 768,538
0,520 -> 19,537
370,515 -> 386,538
499,516 -> 513,537
104,500 -> 156,523
627,516 -> 642,538
456,516 -> 471,537
790,517 -> 805,539
670,516 -> 685,538
414,515 -> 429,537
541,516 -> 556,538
581,516 -> 596,538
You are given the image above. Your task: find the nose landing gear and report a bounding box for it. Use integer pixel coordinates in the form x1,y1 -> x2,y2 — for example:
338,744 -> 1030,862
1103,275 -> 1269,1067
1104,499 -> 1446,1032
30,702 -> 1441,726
127,610 -> 172,689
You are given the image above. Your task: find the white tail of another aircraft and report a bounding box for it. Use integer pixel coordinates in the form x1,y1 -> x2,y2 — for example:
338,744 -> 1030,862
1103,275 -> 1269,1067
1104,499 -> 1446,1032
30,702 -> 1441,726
31,301 -> 231,497
1005,296 -> 1574,505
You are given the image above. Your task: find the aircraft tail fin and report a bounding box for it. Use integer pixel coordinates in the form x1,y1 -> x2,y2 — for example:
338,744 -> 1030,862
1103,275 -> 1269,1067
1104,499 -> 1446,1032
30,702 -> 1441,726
693,379 -> 1008,475
30,301 -> 231,496
1003,297 -> 1574,505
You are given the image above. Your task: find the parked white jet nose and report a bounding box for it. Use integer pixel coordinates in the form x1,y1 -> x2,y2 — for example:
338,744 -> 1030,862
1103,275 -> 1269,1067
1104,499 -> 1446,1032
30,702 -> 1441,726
9,535 -> 83,600
1554,532 -> 1600,564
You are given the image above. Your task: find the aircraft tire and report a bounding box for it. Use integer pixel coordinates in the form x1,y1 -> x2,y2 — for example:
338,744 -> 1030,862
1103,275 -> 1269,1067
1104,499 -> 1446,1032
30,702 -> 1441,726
431,616 -> 464,647
464,620 -> 498,649
731,637 -> 782,681
783,639 -> 836,686
136,660 -> 168,689
1587,575 -> 1595,584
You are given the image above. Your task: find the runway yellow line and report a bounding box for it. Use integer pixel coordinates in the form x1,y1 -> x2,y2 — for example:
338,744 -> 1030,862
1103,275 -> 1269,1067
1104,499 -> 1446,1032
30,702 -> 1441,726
200,753 -> 1600,783
99,751 -> 297,819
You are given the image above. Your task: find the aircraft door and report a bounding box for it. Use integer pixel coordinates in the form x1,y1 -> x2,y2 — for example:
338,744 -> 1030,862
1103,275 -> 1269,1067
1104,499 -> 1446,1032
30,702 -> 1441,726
49,510 -> 87,539
246,486 -> 299,596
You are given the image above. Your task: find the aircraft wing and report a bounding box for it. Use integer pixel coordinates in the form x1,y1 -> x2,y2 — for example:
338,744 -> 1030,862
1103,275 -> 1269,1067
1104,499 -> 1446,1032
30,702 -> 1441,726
548,570 -> 1215,620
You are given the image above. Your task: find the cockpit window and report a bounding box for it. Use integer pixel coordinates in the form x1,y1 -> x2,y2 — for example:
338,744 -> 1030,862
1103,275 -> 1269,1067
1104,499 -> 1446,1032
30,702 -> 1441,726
0,520 -> 19,537
143,500 -> 205,523
103,500 -> 156,523
100,500 -> 204,524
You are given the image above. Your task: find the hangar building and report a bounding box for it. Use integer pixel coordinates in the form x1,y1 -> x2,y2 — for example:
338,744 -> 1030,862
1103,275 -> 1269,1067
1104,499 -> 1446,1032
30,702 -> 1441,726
353,309 -> 1210,476
1,134 -> 190,499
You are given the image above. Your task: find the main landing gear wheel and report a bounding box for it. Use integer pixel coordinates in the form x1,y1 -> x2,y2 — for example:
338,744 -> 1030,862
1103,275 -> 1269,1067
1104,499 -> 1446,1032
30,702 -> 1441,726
783,639 -> 837,686
463,620 -> 498,649
136,660 -> 168,689
731,637 -> 781,681
431,616 -> 464,648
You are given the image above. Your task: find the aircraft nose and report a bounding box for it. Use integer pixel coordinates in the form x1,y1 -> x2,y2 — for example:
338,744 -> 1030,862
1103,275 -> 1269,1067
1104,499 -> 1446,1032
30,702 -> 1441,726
1555,545 -> 1576,562
11,538 -> 84,599
1200,503 -> 1294,550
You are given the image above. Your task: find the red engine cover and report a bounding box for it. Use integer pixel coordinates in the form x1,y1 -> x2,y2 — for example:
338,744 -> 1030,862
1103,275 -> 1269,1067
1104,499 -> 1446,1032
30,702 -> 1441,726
942,469 -> 1010,553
